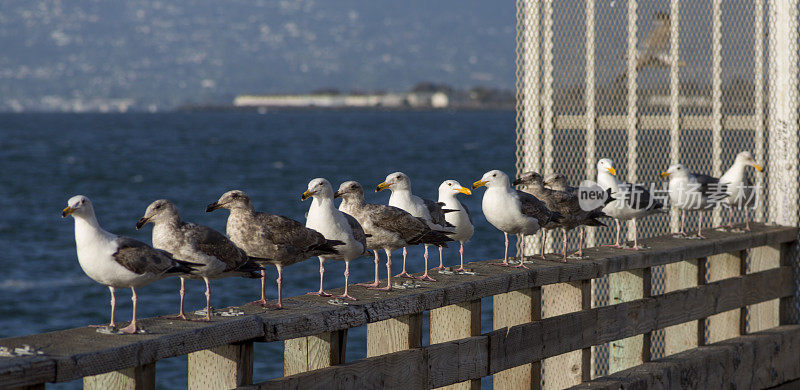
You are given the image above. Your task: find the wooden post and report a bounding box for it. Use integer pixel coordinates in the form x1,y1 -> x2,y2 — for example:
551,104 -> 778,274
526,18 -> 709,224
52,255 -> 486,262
541,282 -> 583,389
706,252 -> 744,343
188,341 -> 253,389
494,288 -> 541,389
430,300 -> 481,390
641,267 -> 652,363
748,245 -> 781,332
366,314 -> 422,358
663,259 -> 699,355
284,331 -> 347,376
607,270 -> 643,374
780,242 -> 799,325
84,363 -> 155,390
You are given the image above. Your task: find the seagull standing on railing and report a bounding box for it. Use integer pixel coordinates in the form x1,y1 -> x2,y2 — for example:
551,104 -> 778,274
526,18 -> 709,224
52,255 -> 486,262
544,173 -> 605,257
62,195 -> 199,334
597,159 -> 664,250
376,172 -> 455,282
336,181 -> 452,291
302,178 -> 368,300
136,199 -> 262,321
473,170 -> 561,268
719,151 -> 764,231
661,164 -> 727,239
437,180 -> 474,272
206,190 -> 344,309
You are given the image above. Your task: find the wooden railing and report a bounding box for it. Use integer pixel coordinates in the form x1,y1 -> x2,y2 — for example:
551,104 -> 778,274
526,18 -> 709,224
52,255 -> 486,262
1,223 -> 797,389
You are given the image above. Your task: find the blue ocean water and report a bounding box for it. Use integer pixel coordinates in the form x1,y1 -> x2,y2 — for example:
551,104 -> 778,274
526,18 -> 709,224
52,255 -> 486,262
0,110 -> 515,388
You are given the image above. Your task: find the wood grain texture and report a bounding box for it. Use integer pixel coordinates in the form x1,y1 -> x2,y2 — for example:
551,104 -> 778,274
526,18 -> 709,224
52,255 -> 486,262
542,282 -> 583,389
749,245 -> 781,332
607,270 -> 644,374
430,301 -> 481,390
0,224 -> 795,388
568,325 -> 800,389
188,342 -> 253,389
83,363 -> 155,390
706,251 -> 743,344
366,314 -> 422,358
493,288 -> 540,390
663,259 -> 699,356
284,331 -> 346,376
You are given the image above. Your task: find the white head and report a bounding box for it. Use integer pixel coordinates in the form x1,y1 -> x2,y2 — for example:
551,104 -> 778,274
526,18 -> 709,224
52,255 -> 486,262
136,199 -> 180,229
62,195 -> 95,219
302,178 -> 335,201
376,171 -> 411,192
734,151 -> 764,172
472,170 -> 511,190
438,180 -> 472,197
660,163 -> 690,179
597,158 -> 617,177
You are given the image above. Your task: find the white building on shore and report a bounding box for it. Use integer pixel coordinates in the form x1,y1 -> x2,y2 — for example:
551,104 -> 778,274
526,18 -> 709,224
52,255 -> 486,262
233,91 -> 449,109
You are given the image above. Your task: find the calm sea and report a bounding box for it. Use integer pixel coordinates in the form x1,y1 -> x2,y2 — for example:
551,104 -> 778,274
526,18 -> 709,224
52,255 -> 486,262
0,110 -> 515,388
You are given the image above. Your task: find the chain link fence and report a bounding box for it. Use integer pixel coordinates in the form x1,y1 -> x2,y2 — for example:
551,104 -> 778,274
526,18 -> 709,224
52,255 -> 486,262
514,0 -> 799,380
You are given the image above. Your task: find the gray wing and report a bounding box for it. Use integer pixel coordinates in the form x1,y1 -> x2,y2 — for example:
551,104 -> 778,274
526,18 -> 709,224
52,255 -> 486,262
185,223 -> 248,272
693,174 -> 727,198
343,212 -> 368,249
112,236 -> 176,275
364,203 -> 430,243
515,190 -> 558,226
615,182 -> 660,210
424,198 -> 455,228
460,200 -> 473,225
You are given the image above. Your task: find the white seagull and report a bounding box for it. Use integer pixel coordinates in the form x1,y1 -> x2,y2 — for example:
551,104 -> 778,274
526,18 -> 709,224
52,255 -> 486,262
437,180 -> 474,272
472,170 -> 561,268
597,158 -> 664,249
661,164 -> 727,238
62,195 -> 198,334
136,199 -> 262,321
376,172 -> 455,281
719,151 -> 763,230
302,178 -> 368,300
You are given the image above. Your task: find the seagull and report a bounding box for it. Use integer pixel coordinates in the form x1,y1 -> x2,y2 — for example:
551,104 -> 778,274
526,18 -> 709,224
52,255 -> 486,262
62,195 -> 198,334
719,151 -> 764,230
206,190 -> 344,308
336,181 -> 452,291
513,172 -> 568,261
302,178 -> 368,300
515,172 -> 605,261
376,172 -> 455,281
437,180 -> 474,272
136,199 -> 262,321
472,170 -> 561,268
597,158 -> 664,249
661,164 -> 727,239
543,173 -> 601,257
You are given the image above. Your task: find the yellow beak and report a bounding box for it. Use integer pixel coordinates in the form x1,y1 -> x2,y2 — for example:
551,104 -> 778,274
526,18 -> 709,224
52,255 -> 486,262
301,190 -> 315,201
660,171 -> 671,178
457,187 -> 472,195
62,206 -> 74,217
472,180 -> 487,189
376,182 -> 391,192
607,167 -> 616,176
753,164 -> 764,172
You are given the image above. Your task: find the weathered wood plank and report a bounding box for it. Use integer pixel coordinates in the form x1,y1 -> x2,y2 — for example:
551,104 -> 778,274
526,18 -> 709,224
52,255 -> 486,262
705,251 -> 744,344
663,259 -> 699,356
429,300 -> 480,390
366,314 -> 422,357
568,325 -> 800,389
607,270 -> 644,375
749,245 -> 782,332
188,341 -> 253,388
284,331 -> 346,376
493,288 -> 540,389
542,282 -> 583,389
0,225 -> 795,388
84,363 -> 155,390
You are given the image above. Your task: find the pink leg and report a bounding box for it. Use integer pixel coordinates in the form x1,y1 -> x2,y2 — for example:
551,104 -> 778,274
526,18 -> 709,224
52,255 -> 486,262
432,245 -> 446,270
560,228 -> 568,262
454,242 -> 467,272
418,245 -> 437,281
679,210 -> 687,236
371,250 -> 393,291
513,234 -> 530,269
538,229 -> 547,260
337,261 -> 357,300
697,212 -> 706,239
744,207 -> 751,231
92,286 -> 117,328
201,277 -> 212,321
395,247 -> 414,278
490,232 -> 512,266
162,278 -> 189,320
358,251 -> 381,287
571,228 -> 585,257
250,270 -> 269,306
307,258 -> 332,296
119,287 -> 139,334
275,266 -> 284,308
625,219 -> 641,250
603,220 -> 623,248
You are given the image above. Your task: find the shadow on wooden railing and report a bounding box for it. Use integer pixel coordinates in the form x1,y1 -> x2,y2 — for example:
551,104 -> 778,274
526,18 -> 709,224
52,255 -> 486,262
1,223 -> 798,389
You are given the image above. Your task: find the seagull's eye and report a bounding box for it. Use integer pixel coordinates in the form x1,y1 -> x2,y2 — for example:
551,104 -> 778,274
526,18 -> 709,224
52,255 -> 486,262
448,183 -> 452,186
492,174 -> 496,177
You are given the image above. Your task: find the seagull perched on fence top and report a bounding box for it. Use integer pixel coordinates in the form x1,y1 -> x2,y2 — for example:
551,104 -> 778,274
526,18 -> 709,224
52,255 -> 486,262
302,178 -> 368,300
336,181 -> 452,291
544,173 -> 604,257
719,151 -> 763,231
597,158 -> 664,250
661,164 -> 727,239
437,180 -> 474,272
63,195 -> 199,334
136,199 -> 261,321
473,169 -> 561,268
376,172 -> 455,281
206,190 -> 344,308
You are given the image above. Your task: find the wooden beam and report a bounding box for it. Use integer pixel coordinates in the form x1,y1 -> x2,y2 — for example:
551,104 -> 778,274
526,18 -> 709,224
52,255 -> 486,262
663,259 -> 699,355
493,288 -> 540,389
706,251 -> 744,343
284,331 -> 346,376
748,245 -> 781,332
542,282 -> 583,389
84,363 -> 155,390
430,301 -> 481,390
779,242 -> 800,325
188,341 -> 253,388
607,270 -> 643,374
367,314 -> 422,358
